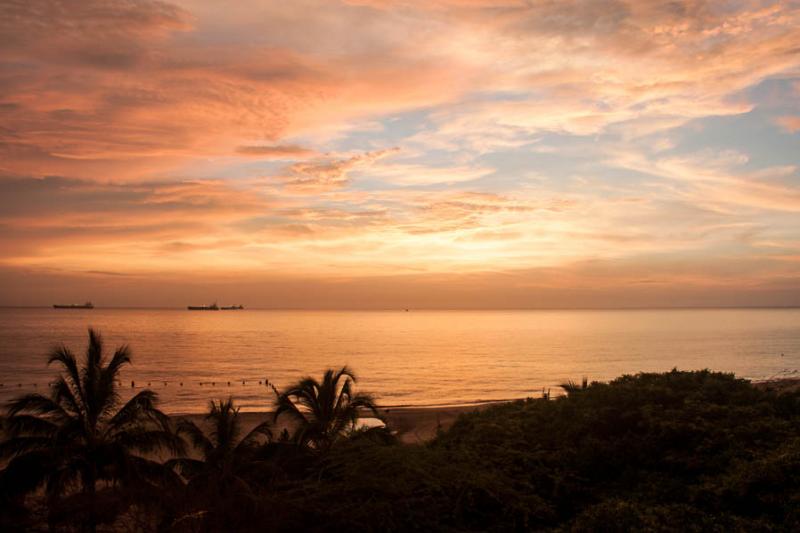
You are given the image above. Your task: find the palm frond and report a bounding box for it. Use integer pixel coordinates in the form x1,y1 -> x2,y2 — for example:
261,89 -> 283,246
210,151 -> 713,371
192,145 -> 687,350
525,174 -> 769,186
6,392 -> 70,420
86,327 -> 105,369
0,448 -> 59,496
332,375 -> 353,415
275,366 -> 379,452
114,428 -> 186,456
274,392 -> 310,426
47,345 -> 86,410
175,418 -> 214,459
44,463 -> 82,501
104,345 -> 131,381
560,378 -> 589,395
350,392 -> 380,417
0,435 -> 53,458
106,389 -> 169,434
50,377 -> 86,422
82,328 -> 107,428
236,419 -> 273,453
207,398 -> 241,455
3,414 -> 58,438
334,365 -> 357,387
166,457 -> 206,479
97,344 -> 132,420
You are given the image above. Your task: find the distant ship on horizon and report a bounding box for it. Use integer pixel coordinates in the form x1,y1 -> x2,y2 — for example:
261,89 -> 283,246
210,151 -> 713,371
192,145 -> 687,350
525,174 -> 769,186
187,302 -> 219,311
53,302 -> 94,309
187,302 -> 245,311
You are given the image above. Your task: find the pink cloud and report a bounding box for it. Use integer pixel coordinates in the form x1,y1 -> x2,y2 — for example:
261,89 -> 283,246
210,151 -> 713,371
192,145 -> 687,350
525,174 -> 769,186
776,116 -> 800,133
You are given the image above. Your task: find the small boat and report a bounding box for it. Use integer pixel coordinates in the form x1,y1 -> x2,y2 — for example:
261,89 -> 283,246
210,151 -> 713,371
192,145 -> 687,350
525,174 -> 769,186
53,302 -> 94,309
187,302 -> 219,311
221,305 -> 244,310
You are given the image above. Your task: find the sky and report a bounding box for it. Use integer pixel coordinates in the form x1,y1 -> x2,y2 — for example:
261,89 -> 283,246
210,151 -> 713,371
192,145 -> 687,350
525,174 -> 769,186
1,0 -> 799,308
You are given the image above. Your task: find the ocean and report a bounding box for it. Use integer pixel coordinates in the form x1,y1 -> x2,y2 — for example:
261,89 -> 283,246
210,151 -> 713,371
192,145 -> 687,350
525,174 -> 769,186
0,308 -> 797,413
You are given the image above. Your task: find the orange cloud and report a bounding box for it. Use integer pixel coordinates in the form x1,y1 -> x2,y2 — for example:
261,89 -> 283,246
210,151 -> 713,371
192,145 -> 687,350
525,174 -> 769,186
235,145 -> 316,158
0,1 -> 477,179
776,116 -> 800,133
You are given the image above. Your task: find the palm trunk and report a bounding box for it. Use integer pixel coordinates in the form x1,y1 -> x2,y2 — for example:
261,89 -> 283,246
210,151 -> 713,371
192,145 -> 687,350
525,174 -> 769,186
83,465 -> 97,533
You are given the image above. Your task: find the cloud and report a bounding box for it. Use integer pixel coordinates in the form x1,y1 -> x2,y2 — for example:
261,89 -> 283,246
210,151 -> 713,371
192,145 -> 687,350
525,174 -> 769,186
274,148 -> 399,192
0,0 -> 476,178
0,174 -> 276,271
610,149 -> 800,213
364,162 -> 493,186
235,144 -> 316,158
1,1 -> 799,306
390,0 -> 799,152
776,116 -> 800,133
2,0 -> 799,179
0,0 -> 189,64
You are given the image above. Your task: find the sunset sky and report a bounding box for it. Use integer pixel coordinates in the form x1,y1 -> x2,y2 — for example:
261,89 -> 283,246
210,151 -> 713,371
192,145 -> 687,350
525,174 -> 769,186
1,0 -> 799,308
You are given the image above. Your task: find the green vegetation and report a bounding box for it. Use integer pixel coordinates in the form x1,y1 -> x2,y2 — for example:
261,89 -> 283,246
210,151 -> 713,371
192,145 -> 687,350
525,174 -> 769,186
2,330 -> 800,531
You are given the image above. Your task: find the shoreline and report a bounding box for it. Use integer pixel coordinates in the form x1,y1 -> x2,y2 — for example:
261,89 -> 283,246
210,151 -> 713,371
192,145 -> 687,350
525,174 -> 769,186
173,378 -> 800,445
174,402 -> 505,445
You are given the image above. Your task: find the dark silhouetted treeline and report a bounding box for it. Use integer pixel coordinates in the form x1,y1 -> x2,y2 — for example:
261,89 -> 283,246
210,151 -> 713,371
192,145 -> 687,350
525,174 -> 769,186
1,329 -> 799,531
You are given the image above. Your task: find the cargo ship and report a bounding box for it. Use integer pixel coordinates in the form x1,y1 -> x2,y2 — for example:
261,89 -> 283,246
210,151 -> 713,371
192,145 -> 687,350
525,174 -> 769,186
187,302 -> 219,311
53,302 -> 94,309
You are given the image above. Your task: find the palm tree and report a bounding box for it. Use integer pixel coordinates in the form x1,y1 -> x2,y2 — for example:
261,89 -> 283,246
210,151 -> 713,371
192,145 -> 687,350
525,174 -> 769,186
168,398 -> 272,530
274,366 -> 383,452
559,376 -> 589,396
169,397 -> 272,481
0,328 -> 183,531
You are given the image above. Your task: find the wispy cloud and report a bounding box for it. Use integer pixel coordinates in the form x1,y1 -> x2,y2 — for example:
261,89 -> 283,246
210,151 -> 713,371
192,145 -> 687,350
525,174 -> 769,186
273,148 -> 399,192
235,144 -> 316,158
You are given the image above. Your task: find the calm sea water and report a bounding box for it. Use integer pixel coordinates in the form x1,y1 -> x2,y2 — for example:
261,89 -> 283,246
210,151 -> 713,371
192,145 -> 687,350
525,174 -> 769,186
0,308 -> 797,413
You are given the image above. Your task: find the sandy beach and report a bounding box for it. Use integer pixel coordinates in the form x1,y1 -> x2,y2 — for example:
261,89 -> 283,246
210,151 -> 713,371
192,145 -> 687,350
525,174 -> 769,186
177,402 -> 503,445
753,377 -> 800,394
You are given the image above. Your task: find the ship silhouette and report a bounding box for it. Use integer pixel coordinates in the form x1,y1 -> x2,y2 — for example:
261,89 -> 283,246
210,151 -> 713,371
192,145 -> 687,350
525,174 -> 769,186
186,303 -> 245,311
53,302 -> 94,309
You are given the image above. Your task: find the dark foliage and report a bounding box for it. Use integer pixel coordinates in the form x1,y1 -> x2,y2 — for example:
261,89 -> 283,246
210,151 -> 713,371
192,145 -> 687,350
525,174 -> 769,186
166,397 -> 273,531
267,370 -> 800,532
3,358 -> 800,532
274,366 -> 383,452
0,329 -> 184,531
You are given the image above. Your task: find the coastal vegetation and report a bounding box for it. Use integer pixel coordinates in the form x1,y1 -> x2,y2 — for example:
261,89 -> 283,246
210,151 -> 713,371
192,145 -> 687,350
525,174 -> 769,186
1,330 -> 799,531
274,366 -> 385,451
0,329 -> 182,531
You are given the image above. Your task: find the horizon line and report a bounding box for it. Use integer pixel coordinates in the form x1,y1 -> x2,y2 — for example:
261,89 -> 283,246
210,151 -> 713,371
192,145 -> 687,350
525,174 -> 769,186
1,305 -> 799,311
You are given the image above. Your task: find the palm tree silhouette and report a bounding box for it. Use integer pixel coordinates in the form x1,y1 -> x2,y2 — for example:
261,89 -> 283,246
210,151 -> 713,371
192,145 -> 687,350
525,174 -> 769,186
169,397 -> 272,481
559,376 -> 589,396
274,366 -> 382,452
0,328 -> 183,531
167,398 -> 272,530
